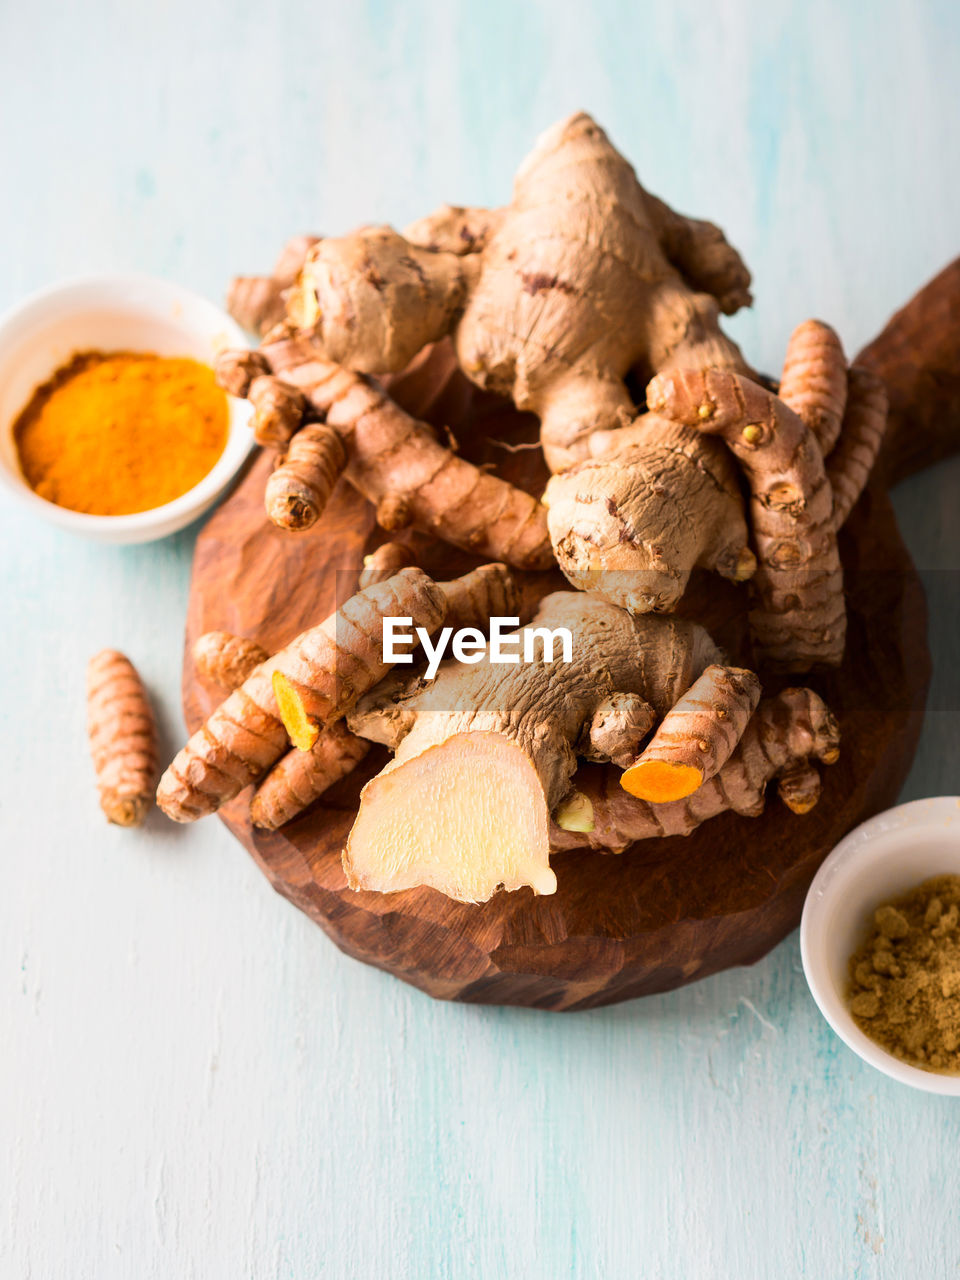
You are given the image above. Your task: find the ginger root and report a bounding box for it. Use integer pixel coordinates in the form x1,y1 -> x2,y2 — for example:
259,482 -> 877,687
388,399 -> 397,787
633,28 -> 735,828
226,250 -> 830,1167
257,564 -> 520,831
227,235 -> 321,336
343,594 -> 758,903
87,649 -> 158,827
239,112 -> 889,669
272,112 -> 755,613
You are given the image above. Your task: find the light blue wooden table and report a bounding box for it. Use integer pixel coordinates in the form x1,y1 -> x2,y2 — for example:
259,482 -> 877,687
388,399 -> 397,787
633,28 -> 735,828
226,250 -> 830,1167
2,2 -> 958,1276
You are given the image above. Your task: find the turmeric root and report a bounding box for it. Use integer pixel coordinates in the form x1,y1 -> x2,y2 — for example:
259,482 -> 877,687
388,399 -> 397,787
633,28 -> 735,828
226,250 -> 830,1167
157,568 -> 445,822
214,349 -> 270,399
620,665 -> 760,802
251,722 -> 370,830
778,320 -> 848,456
551,688 -> 840,853
343,594 -> 761,904
193,631 -> 268,689
224,339 -> 552,569
264,423 -> 346,531
223,113 -> 890,664
193,629 -> 370,830
648,361 -> 844,669
248,376 -> 308,447
158,565 -> 518,823
249,340 -> 547,565
270,563 -> 519,752
87,649 -> 158,827
827,367 -> 889,528
258,564 -> 517,829
647,310 -> 888,670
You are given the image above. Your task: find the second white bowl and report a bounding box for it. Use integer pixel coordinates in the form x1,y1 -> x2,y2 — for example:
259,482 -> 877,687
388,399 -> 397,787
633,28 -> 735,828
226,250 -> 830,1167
801,796 -> 960,1095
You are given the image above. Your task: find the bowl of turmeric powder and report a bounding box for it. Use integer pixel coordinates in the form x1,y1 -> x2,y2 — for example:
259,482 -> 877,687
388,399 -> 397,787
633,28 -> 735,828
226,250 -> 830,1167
0,275 -> 254,541
801,797 -> 960,1094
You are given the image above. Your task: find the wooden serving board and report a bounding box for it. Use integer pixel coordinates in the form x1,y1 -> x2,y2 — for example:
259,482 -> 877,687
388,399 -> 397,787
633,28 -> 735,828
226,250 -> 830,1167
182,261 -> 959,1012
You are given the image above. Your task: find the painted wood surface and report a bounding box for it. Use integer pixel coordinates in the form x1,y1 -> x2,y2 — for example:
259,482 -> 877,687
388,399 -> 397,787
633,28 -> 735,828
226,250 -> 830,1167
1,1 -> 958,1275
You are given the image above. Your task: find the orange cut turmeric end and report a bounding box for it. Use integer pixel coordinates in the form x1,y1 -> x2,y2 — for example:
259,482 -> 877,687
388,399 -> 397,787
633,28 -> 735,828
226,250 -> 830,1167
620,759 -> 704,803
272,670 -> 319,751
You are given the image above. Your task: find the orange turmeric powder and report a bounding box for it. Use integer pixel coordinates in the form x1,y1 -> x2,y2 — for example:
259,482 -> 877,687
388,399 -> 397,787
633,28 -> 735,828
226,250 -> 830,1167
14,351 -> 228,515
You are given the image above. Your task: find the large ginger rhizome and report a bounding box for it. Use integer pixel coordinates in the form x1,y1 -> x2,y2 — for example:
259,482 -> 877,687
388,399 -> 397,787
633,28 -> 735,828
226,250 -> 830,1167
220,112 -> 887,673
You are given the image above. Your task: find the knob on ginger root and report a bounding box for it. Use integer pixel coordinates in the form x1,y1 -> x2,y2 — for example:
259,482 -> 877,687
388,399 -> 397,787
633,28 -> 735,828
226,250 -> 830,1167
87,649 -> 158,827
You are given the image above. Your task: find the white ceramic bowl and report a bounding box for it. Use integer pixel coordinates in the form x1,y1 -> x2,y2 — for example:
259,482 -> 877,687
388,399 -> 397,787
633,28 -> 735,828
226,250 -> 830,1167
0,275 -> 254,542
801,796 -> 960,1094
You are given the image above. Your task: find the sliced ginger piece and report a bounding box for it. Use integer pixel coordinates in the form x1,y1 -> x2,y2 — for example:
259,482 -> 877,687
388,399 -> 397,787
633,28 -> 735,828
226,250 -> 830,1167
344,732 -> 556,904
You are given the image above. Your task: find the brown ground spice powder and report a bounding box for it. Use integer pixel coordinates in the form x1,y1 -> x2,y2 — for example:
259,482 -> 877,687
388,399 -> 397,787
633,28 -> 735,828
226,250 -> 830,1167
847,875 -> 960,1073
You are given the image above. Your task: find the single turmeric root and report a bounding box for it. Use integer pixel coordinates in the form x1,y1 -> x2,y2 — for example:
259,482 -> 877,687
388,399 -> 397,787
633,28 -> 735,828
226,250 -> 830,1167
620,665 -> 760,802
87,650 -> 158,827
551,688 -> 840,853
272,669 -> 321,750
826,367 -> 889,529
247,376 -> 308,447
251,722 -> 370,831
778,319 -> 848,455
358,541 -> 413,588
264,423 -> 346,531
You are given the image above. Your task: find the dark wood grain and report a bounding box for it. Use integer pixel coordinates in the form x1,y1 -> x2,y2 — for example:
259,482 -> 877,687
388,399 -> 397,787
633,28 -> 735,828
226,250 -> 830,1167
860,257 -> 960,486
182,265 -> 959,1011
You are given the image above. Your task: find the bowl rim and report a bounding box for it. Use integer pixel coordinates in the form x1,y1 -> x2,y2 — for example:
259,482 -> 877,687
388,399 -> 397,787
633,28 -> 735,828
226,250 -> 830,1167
800,795 -> 960,1095
0,272 -> 253,536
